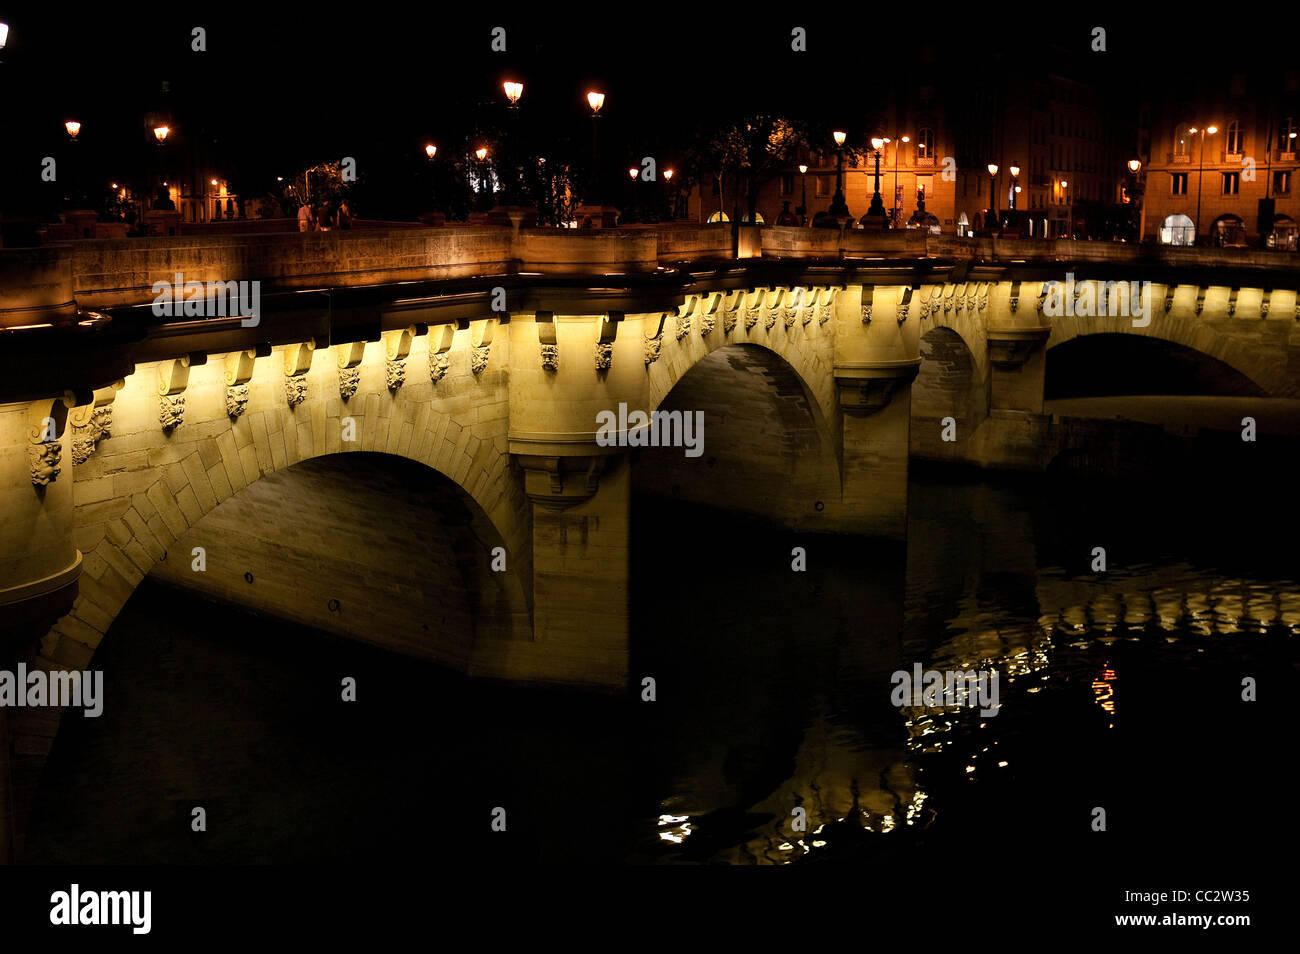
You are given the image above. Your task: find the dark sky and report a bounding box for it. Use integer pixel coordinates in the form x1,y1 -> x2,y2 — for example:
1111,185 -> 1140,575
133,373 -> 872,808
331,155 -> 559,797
0,5 -> 1285,213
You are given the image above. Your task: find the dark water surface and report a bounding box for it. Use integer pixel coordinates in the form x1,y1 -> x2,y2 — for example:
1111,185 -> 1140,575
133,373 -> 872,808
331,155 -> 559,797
23,471 -> 1300,879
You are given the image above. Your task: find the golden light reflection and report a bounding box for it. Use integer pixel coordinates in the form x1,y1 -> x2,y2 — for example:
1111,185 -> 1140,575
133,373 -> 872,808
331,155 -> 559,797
1092,663 -> 1117,728
656,813 -> 693,844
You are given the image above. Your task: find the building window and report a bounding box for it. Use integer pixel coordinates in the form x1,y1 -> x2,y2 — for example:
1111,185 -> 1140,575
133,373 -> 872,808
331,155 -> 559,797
780,174 -> 794,196
1226,120 -> 1242,155
1171,172 -> 1188,195
1160,213 -> 1196,245
1282,117 -> 1298,154
1223,172 -> 1240,195
1174,124 -> 1194,158
916,128 -> 934,162
1275,170 -> 1292,194
815,176 -> 829,197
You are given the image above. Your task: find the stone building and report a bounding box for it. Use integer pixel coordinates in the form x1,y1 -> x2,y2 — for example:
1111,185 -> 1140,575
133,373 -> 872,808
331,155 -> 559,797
1138,70 -> 1300,248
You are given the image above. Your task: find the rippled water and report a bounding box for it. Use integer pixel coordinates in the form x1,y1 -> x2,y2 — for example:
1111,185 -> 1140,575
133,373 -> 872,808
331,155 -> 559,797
23,470 -> 1300,874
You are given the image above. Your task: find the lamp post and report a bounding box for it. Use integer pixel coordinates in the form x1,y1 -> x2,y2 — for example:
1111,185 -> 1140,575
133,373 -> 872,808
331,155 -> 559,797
798,163 -> 808,225
861,137 -> 889,226
828,130 -> 849,218
502,80 -> 524,206
475,146 -> 490,210
1127,157 -> 1144,242
889,135 -> 910,226
664,167 -> 675,220
627,166 -> 638,221
587,91 -> 605,217
424,143 -> 438,214
1191,124 -> 1218,246
986,163 -> 999,232
1060,179 -> 1070,238
1009,163 -> 1020,210
152,125 -> 171,211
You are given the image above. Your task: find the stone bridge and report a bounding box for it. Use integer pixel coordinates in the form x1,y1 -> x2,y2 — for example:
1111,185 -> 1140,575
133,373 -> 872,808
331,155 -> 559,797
2,223 -> 1299,859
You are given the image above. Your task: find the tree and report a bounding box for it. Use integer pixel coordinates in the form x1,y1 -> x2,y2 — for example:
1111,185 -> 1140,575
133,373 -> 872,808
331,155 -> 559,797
689,115 -> 811,222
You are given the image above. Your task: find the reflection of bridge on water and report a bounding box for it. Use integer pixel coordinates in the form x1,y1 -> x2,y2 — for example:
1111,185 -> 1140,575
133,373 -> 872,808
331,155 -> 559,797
4,224 -> 1300,862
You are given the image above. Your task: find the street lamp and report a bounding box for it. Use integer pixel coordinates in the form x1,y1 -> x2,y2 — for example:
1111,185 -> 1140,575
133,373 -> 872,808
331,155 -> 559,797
65,120 -> 81,141
587,91 -> 606,216
501,80 -> 525,205
1060,179 -> 1071,238
0,22 -> 8,51
862,136 -> 888,225
425,143 -> 437,160
1190,124 -> 1218,245
1009,163 -> 1020,210
1126,158 -> 1144,241
986,163 -> 999,231
889,135 -> 910,226
153,125 -> 170,144
829,130 -> 849,218
798,163 -> 808,225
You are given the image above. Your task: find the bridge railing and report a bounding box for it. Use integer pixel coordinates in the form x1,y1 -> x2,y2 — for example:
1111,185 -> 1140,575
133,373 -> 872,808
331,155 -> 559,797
4,224 -> 1299,321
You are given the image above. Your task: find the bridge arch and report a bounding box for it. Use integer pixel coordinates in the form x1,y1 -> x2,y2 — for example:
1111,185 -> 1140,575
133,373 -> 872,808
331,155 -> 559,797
912,325 -> 989,457
43,342 -> 531,664
9,344 -> 532,856
646,292 -> 837,427
637,342 -> 841,530
1045,311 -> 1294,397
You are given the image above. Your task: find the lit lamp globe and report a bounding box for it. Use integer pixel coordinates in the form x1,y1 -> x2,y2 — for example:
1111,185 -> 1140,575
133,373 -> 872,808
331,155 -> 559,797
587,91 -> 605,115
425,144 -> 437,159
475,147 -> 488,161
664,169 -> 673,181
871,137 -> 884,150
153,125 -> 170,144
1009,164 -> 1020,178
798,163 -> 808,174
504,81 -> 523,105
1128,159 -> 1141,173
65,120 -> 81,140
628,167 -> 638,179
833,130 -> 847,146
987,163 -> 999,177
0,22 -> 9,50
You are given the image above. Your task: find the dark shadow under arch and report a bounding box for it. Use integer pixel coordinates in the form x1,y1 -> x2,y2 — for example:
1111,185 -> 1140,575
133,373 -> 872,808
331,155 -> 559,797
1045,333 -> 1267,399
633,343 -> 841,531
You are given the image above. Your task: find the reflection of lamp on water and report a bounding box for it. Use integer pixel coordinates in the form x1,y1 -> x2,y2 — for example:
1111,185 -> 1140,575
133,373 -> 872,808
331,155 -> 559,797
1092,663 -> 1117,728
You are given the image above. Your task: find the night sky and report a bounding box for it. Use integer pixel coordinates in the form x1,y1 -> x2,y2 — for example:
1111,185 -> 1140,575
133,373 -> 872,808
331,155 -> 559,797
0,6 -> 1283,215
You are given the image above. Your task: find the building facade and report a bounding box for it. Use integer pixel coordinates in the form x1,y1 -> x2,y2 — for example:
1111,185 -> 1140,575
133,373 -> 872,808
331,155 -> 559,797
1139,70 -> 1300,249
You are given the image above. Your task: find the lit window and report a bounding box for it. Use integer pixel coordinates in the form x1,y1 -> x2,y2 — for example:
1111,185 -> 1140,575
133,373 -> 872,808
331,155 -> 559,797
1226,120 -> 1242,154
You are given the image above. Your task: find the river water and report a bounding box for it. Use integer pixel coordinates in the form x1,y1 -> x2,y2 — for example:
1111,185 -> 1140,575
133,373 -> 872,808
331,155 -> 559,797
22,468 -> 1300,881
